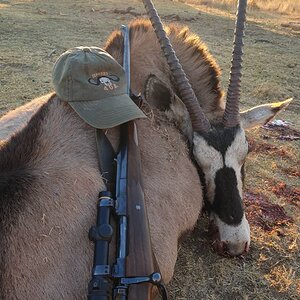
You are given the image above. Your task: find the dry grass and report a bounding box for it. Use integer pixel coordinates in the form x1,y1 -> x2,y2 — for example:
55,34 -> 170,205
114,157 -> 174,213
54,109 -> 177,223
265,265 -> 296,292
177,0 -> 300,15
0,0 -> 299,299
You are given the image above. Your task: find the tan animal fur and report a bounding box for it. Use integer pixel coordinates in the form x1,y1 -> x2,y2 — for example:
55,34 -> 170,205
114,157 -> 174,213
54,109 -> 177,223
0,93 -> 202,299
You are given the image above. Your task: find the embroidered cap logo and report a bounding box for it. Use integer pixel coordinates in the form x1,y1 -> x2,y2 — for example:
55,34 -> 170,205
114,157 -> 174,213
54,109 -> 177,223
88,75 -> 120,90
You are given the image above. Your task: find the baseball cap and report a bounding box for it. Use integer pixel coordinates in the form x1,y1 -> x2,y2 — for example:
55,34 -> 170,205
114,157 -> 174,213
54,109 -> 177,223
52,46 -> 146,129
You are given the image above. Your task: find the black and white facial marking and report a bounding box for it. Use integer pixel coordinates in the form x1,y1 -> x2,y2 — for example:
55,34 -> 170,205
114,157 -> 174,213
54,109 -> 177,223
193,124 -> 250,255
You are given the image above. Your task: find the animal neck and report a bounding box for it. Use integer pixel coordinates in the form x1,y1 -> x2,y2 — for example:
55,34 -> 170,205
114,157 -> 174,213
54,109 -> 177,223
0,95 -> 106,298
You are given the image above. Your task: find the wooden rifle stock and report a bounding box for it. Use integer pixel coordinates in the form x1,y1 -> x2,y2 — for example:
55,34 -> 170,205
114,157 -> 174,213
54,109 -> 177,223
120,24 -> 160,300
126,121 -> 155,300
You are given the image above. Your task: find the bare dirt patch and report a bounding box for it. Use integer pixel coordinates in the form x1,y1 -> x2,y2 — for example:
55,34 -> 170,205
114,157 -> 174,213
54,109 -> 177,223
245,191 -> 293,231
268,181 -> 300,207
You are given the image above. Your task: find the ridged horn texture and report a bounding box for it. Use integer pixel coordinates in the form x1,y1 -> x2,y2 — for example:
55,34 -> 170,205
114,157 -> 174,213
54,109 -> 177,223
142,0 -> 211,133
223,0 -> 248,128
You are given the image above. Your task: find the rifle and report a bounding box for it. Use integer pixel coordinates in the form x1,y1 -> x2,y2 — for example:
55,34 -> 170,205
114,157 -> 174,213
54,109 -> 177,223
87,25 -> 167,300
114,24 -> 167,300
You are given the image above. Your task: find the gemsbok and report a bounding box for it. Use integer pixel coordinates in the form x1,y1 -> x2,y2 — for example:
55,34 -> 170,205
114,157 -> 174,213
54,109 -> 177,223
0,1 -> 291,298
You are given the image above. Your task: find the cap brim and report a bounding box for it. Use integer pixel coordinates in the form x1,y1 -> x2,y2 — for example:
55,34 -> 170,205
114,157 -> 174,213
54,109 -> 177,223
68,93 -> 146,129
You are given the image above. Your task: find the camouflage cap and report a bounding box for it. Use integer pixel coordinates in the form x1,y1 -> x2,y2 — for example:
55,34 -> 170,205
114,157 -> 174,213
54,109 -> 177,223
52,46 -> 146,129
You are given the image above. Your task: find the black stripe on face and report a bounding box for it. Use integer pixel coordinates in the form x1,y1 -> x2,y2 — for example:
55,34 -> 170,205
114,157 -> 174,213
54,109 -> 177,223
195,162 -> 210,210
241,163 -> 245,185
201,124 -> 241,157
212,167 -> 244,225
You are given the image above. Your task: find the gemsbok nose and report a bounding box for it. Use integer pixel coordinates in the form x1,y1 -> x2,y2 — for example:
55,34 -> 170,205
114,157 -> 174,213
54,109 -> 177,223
214,239 -> 250,256
218,214 -> 251,256
222,240 -> 250,256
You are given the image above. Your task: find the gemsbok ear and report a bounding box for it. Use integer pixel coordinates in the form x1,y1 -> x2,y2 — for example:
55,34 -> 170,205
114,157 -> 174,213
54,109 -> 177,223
240,98 -> 292,129
144,74 -> 192,140
144,74 -> 176,111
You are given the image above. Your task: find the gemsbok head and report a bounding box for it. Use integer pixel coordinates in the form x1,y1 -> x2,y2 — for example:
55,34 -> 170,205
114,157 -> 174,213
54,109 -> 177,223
142,0 -> 291,255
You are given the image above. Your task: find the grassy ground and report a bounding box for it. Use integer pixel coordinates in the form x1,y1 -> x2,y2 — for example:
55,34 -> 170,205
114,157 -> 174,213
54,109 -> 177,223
177,0 -> 300,15
0,0 -> 299,299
